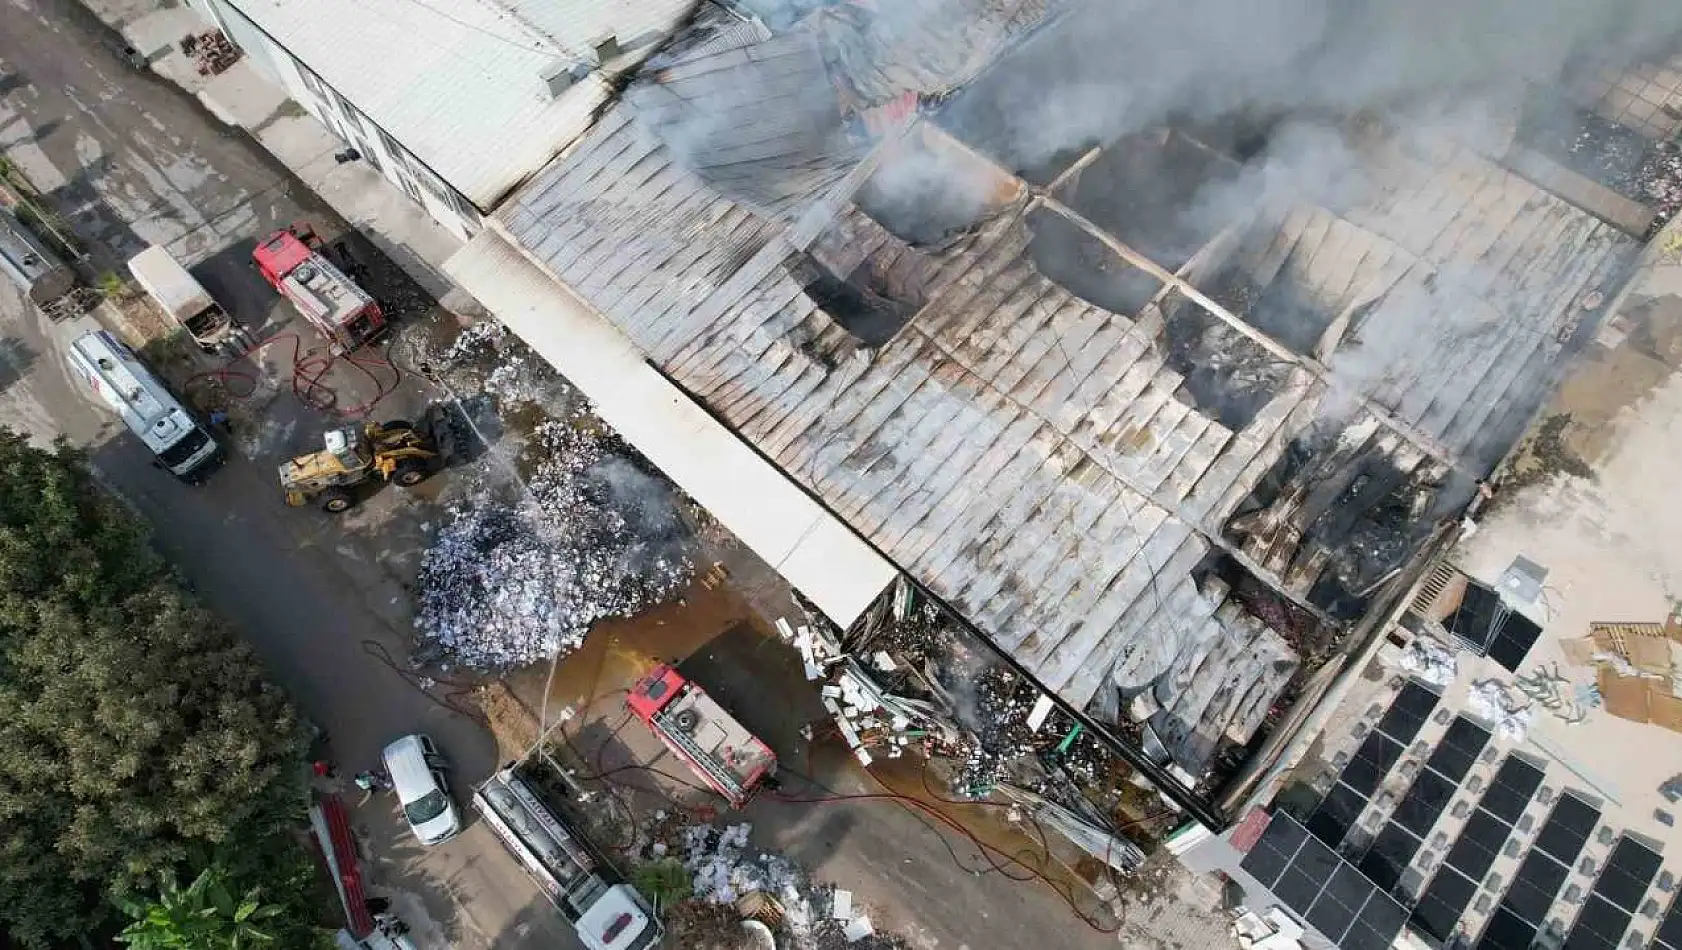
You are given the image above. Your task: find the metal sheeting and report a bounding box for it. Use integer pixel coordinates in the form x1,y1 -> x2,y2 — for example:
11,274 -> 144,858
214,0 -> 692,208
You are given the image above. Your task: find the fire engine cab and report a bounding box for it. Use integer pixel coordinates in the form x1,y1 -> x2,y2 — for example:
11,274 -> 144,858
627,665 -> 776,809
252,224 -> 385,352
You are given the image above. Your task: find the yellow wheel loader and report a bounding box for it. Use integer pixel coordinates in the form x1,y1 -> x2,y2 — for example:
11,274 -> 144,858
278,406 -> 454,513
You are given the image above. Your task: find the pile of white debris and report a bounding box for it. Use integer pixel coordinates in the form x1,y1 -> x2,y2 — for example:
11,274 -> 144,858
675,823 -> 906,949
413,419 -> 694,670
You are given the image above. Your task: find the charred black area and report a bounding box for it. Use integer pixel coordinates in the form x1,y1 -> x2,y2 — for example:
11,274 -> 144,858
789,250 -> 923,347
1159,296 -> 1292,430
1206,265 -> 1345,357
1227,421 -> 1479,621
1026,206 -> 1164,316
1516,88 -> 1659,205
1207,552 -> 1337,656
1060,131 -> 1241,271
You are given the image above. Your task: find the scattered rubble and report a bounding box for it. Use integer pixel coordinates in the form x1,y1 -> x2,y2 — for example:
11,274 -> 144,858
672,823 -> 911,950
1636,141 -> 1682,228
413,418 -> 695,670
1399,635 -> 1457,687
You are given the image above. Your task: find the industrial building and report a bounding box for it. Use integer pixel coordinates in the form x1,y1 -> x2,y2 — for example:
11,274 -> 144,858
183,0 -> 696,240
195,0 -> 1682,944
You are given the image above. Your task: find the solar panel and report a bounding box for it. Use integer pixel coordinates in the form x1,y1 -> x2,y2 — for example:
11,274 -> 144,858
1479,906 -> 1535,950
1341,733 -> 1403,796
1394,769 -> 1456,835
1536,795 -> 1599,861
1447,811 -> 1505,879
1480,758 -> 1544,824
1239,813 -> 1409,950
1360,823 -> 1422,890
1475,794 -> 1602,950
1488,611 -> 1542,672
1564,896 -> 1629,950
1377,681 -> 1440,743
1598,839 -> 1662,912
1444,582 -> 1503,653
1308,782 -> 1367,846
1654,892 -> 1682,950
1429,717 -> 1492,781
1558,836 -> 1659,950
1414,867 -> 1478,940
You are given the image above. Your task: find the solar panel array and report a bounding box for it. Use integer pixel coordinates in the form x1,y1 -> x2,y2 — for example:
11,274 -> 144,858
1563,837 -> 1663,950
1241,812 -> 1410,950
1360,715 -> 1493,890
1306,682 -> 1440,847
1478,794 -> 1602,950
1411,756 -> 1545,940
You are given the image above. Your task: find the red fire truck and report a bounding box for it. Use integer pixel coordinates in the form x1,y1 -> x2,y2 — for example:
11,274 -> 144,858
627,665 -> 776,809
252,223 -> 386,352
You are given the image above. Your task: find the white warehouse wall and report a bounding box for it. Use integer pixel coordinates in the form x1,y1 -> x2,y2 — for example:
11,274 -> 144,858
190,0 -> 483,242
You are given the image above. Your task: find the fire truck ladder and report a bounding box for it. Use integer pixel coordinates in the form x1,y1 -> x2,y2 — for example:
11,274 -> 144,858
656,709 -> 743,803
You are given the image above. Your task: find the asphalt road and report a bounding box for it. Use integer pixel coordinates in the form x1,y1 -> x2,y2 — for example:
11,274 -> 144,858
0,3 -> 577,946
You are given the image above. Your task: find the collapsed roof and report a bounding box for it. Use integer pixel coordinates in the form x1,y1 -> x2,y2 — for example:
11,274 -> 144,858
489,0 -> 1641,782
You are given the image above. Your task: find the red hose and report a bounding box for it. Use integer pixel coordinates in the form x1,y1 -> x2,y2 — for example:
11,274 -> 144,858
184,330 -> 402,419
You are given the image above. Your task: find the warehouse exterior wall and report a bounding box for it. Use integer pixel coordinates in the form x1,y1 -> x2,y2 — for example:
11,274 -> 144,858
188,0 -> 485,242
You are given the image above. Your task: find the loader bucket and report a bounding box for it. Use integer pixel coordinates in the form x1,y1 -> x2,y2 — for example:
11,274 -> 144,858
423,405 -> 458,469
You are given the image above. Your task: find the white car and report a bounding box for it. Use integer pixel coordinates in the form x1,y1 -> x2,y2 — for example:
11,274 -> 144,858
382,734 -> 462,846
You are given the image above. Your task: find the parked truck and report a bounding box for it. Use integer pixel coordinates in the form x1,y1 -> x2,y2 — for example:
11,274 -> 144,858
66,330 -> 220,480
126,245 -> 249,354
627,664 -> 777,809
252,223 -> 385,352
473,766 -> 663,950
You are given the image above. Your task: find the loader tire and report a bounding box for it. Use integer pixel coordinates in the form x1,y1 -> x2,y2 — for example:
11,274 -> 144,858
393,460 -> 429,487
320,488 -> 356,513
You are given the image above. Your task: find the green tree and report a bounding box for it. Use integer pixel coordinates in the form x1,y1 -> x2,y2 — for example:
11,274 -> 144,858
0,432 -> 327,947
117,867 -> 280,949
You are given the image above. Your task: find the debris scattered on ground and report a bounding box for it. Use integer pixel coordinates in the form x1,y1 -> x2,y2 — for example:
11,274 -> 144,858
672,823 -> 911,950
1399,635 -> 1456,687
1637,141 -> 1682,227
778,616 -> 953,767
413,418 -> 695,670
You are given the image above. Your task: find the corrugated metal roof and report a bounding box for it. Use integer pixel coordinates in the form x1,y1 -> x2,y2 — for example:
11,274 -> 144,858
220,0 -> 695,208
493,98 -> 1642,777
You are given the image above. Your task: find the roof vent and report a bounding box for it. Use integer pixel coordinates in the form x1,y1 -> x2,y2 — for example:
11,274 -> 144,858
592,34 -> 619,64
540,58 -> 585,99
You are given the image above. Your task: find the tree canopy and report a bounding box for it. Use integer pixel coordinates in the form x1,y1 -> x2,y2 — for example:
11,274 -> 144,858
0,432 -> 324,947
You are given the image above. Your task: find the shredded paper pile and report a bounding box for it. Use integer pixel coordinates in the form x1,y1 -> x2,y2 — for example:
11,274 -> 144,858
414,420 -> 694,669
677,823 -> 908,949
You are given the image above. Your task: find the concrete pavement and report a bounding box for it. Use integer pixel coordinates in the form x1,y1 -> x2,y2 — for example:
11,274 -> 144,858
0,2 -> 575,945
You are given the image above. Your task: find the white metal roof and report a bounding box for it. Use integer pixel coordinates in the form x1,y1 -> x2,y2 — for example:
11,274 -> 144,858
218,0 -> 695,208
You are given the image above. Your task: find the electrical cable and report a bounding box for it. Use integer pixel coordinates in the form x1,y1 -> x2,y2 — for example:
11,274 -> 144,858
360,639 -> 488,725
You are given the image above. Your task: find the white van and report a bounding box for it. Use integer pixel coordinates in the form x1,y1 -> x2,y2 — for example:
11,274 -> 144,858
382,734 -> 462,846
66,330 -> 220,479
